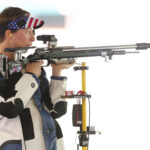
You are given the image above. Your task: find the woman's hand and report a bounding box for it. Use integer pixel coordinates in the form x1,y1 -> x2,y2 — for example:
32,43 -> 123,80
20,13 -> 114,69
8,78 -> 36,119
51,63 -> 75,76
25,61 -> 44,77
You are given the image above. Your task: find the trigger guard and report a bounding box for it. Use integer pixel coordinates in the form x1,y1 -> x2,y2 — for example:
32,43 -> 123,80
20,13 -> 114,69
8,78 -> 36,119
46,59 -> 55,66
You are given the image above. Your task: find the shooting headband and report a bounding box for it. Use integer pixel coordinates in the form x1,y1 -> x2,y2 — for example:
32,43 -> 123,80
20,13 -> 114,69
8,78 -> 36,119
7,15 -> 44,30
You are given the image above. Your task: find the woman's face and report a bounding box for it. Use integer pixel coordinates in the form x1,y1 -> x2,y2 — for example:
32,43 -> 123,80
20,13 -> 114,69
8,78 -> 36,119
11,28 -> 35,47
4,28 -> 35,59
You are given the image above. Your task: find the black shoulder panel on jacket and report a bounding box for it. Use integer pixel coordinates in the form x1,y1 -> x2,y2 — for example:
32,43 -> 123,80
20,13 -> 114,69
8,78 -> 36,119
6,72 -> 22,99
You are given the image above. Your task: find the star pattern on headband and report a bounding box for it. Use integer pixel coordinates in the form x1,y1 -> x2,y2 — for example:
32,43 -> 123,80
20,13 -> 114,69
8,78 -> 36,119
7,16 -> 28,30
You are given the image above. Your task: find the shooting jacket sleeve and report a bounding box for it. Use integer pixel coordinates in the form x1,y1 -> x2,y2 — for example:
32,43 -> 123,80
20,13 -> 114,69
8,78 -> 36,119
32,68 -> 67,119
49,77 -> 67,119
0,73 -> 39,118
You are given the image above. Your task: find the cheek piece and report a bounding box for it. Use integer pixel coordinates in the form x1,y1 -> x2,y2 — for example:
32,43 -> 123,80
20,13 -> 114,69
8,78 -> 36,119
7,15 -> 44,30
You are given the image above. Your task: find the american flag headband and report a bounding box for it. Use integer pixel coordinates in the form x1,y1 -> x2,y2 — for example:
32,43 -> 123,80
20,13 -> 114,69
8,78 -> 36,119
7,15 -> 44,30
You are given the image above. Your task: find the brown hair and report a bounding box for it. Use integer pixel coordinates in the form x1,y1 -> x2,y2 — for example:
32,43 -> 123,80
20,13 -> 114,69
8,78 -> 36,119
0,7 -> 30,42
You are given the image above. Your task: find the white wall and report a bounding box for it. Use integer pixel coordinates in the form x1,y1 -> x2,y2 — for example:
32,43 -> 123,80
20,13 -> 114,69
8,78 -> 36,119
34,0 -> 150,149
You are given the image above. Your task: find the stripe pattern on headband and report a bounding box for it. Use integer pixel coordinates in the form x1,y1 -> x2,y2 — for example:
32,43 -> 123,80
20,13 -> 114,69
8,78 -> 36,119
25,16 -> 44,29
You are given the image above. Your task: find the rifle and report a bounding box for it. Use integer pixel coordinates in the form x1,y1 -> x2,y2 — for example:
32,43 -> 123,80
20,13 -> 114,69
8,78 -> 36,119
1,35 -> 150,79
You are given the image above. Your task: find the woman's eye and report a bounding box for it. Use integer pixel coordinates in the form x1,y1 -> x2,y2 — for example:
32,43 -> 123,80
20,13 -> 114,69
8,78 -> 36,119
28,29 -> 31,32
26,28 -> 35,34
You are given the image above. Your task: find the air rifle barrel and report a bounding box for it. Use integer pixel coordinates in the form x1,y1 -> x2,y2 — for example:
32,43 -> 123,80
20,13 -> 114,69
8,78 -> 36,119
61,43 -> 150,51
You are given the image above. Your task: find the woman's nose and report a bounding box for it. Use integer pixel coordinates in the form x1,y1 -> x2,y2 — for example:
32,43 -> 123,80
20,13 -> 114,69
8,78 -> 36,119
30,32 -> 35,41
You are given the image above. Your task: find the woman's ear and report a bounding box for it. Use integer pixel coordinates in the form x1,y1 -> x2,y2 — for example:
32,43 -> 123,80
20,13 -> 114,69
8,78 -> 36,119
5,29 -> 13,39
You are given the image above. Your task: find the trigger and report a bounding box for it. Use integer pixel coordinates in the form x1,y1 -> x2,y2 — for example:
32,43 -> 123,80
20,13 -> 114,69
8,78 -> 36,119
47,59 -> 56,66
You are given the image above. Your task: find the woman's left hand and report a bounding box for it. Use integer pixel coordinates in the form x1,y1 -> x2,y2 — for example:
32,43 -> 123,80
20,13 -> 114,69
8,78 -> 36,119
51,63 -> 75,76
